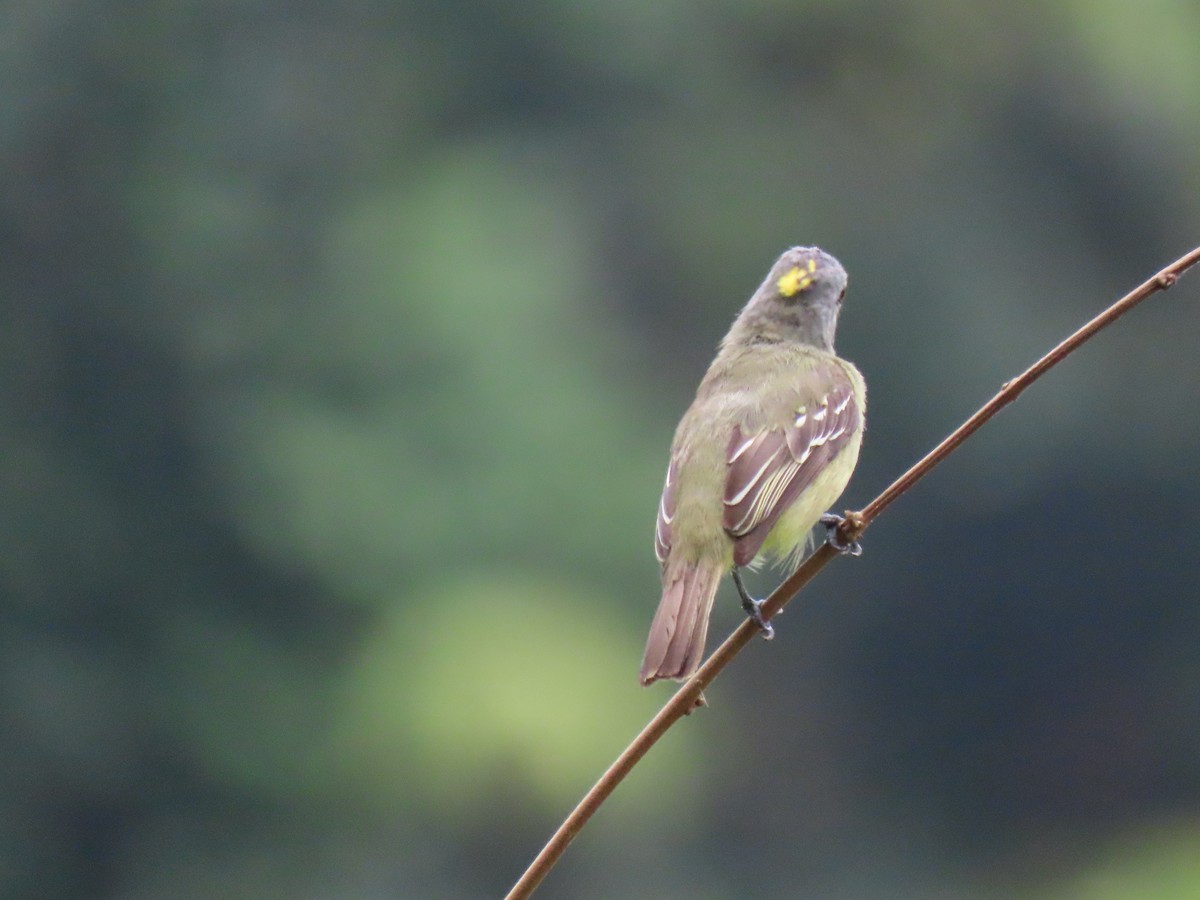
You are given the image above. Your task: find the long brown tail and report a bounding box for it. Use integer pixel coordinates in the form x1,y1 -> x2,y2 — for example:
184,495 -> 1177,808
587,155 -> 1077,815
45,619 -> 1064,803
639,561 -> 722,685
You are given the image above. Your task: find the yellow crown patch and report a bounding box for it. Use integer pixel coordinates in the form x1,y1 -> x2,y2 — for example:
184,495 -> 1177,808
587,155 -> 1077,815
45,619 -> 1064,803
777,258 -> 818,297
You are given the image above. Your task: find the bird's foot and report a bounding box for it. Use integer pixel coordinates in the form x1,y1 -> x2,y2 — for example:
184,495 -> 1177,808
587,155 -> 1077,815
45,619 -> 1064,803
732,568 -> 774,639
820,512 -> 864,556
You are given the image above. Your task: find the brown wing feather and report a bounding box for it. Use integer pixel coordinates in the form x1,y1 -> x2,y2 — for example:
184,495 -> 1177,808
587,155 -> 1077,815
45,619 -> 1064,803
723,373 -> 861,566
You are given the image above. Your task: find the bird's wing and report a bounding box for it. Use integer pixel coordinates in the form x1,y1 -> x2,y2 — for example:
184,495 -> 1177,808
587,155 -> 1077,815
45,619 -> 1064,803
654,457 -> 678,565
722,365 -> 861,567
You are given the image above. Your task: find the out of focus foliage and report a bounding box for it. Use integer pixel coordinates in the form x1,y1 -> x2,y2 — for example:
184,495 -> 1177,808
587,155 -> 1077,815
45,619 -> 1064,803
3,1 -> 1200,897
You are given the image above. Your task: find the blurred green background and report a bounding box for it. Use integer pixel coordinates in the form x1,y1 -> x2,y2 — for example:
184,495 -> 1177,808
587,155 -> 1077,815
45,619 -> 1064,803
4,2 -> 1200,898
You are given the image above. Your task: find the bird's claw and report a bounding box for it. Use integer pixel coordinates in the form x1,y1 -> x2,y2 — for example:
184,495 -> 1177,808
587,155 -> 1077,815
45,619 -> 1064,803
820,513 -> 863,556
743,597 -> 775,640
731,567 -> 775,639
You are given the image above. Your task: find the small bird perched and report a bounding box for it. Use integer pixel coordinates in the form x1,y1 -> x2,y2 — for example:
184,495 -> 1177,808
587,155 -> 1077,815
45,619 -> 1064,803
641,246 -> 866,685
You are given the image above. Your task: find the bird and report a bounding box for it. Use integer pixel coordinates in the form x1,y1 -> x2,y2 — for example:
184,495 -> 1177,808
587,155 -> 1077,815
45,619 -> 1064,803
641,246 -> 866,685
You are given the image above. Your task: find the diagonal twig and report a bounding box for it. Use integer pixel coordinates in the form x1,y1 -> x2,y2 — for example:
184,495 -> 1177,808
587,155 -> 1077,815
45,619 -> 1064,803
505,245 -> 1200,900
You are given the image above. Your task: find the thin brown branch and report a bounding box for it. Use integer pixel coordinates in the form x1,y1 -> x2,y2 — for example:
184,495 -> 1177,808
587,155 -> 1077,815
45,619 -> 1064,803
504,245 -> 1200,900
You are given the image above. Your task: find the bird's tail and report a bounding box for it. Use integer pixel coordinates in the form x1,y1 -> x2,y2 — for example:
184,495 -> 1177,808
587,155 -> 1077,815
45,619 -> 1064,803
639,560 -> 722,685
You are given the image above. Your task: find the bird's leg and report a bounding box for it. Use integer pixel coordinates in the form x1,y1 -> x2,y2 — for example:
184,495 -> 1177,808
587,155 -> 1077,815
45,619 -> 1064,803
732,567 -> 774,640
820,512 -> 863,556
